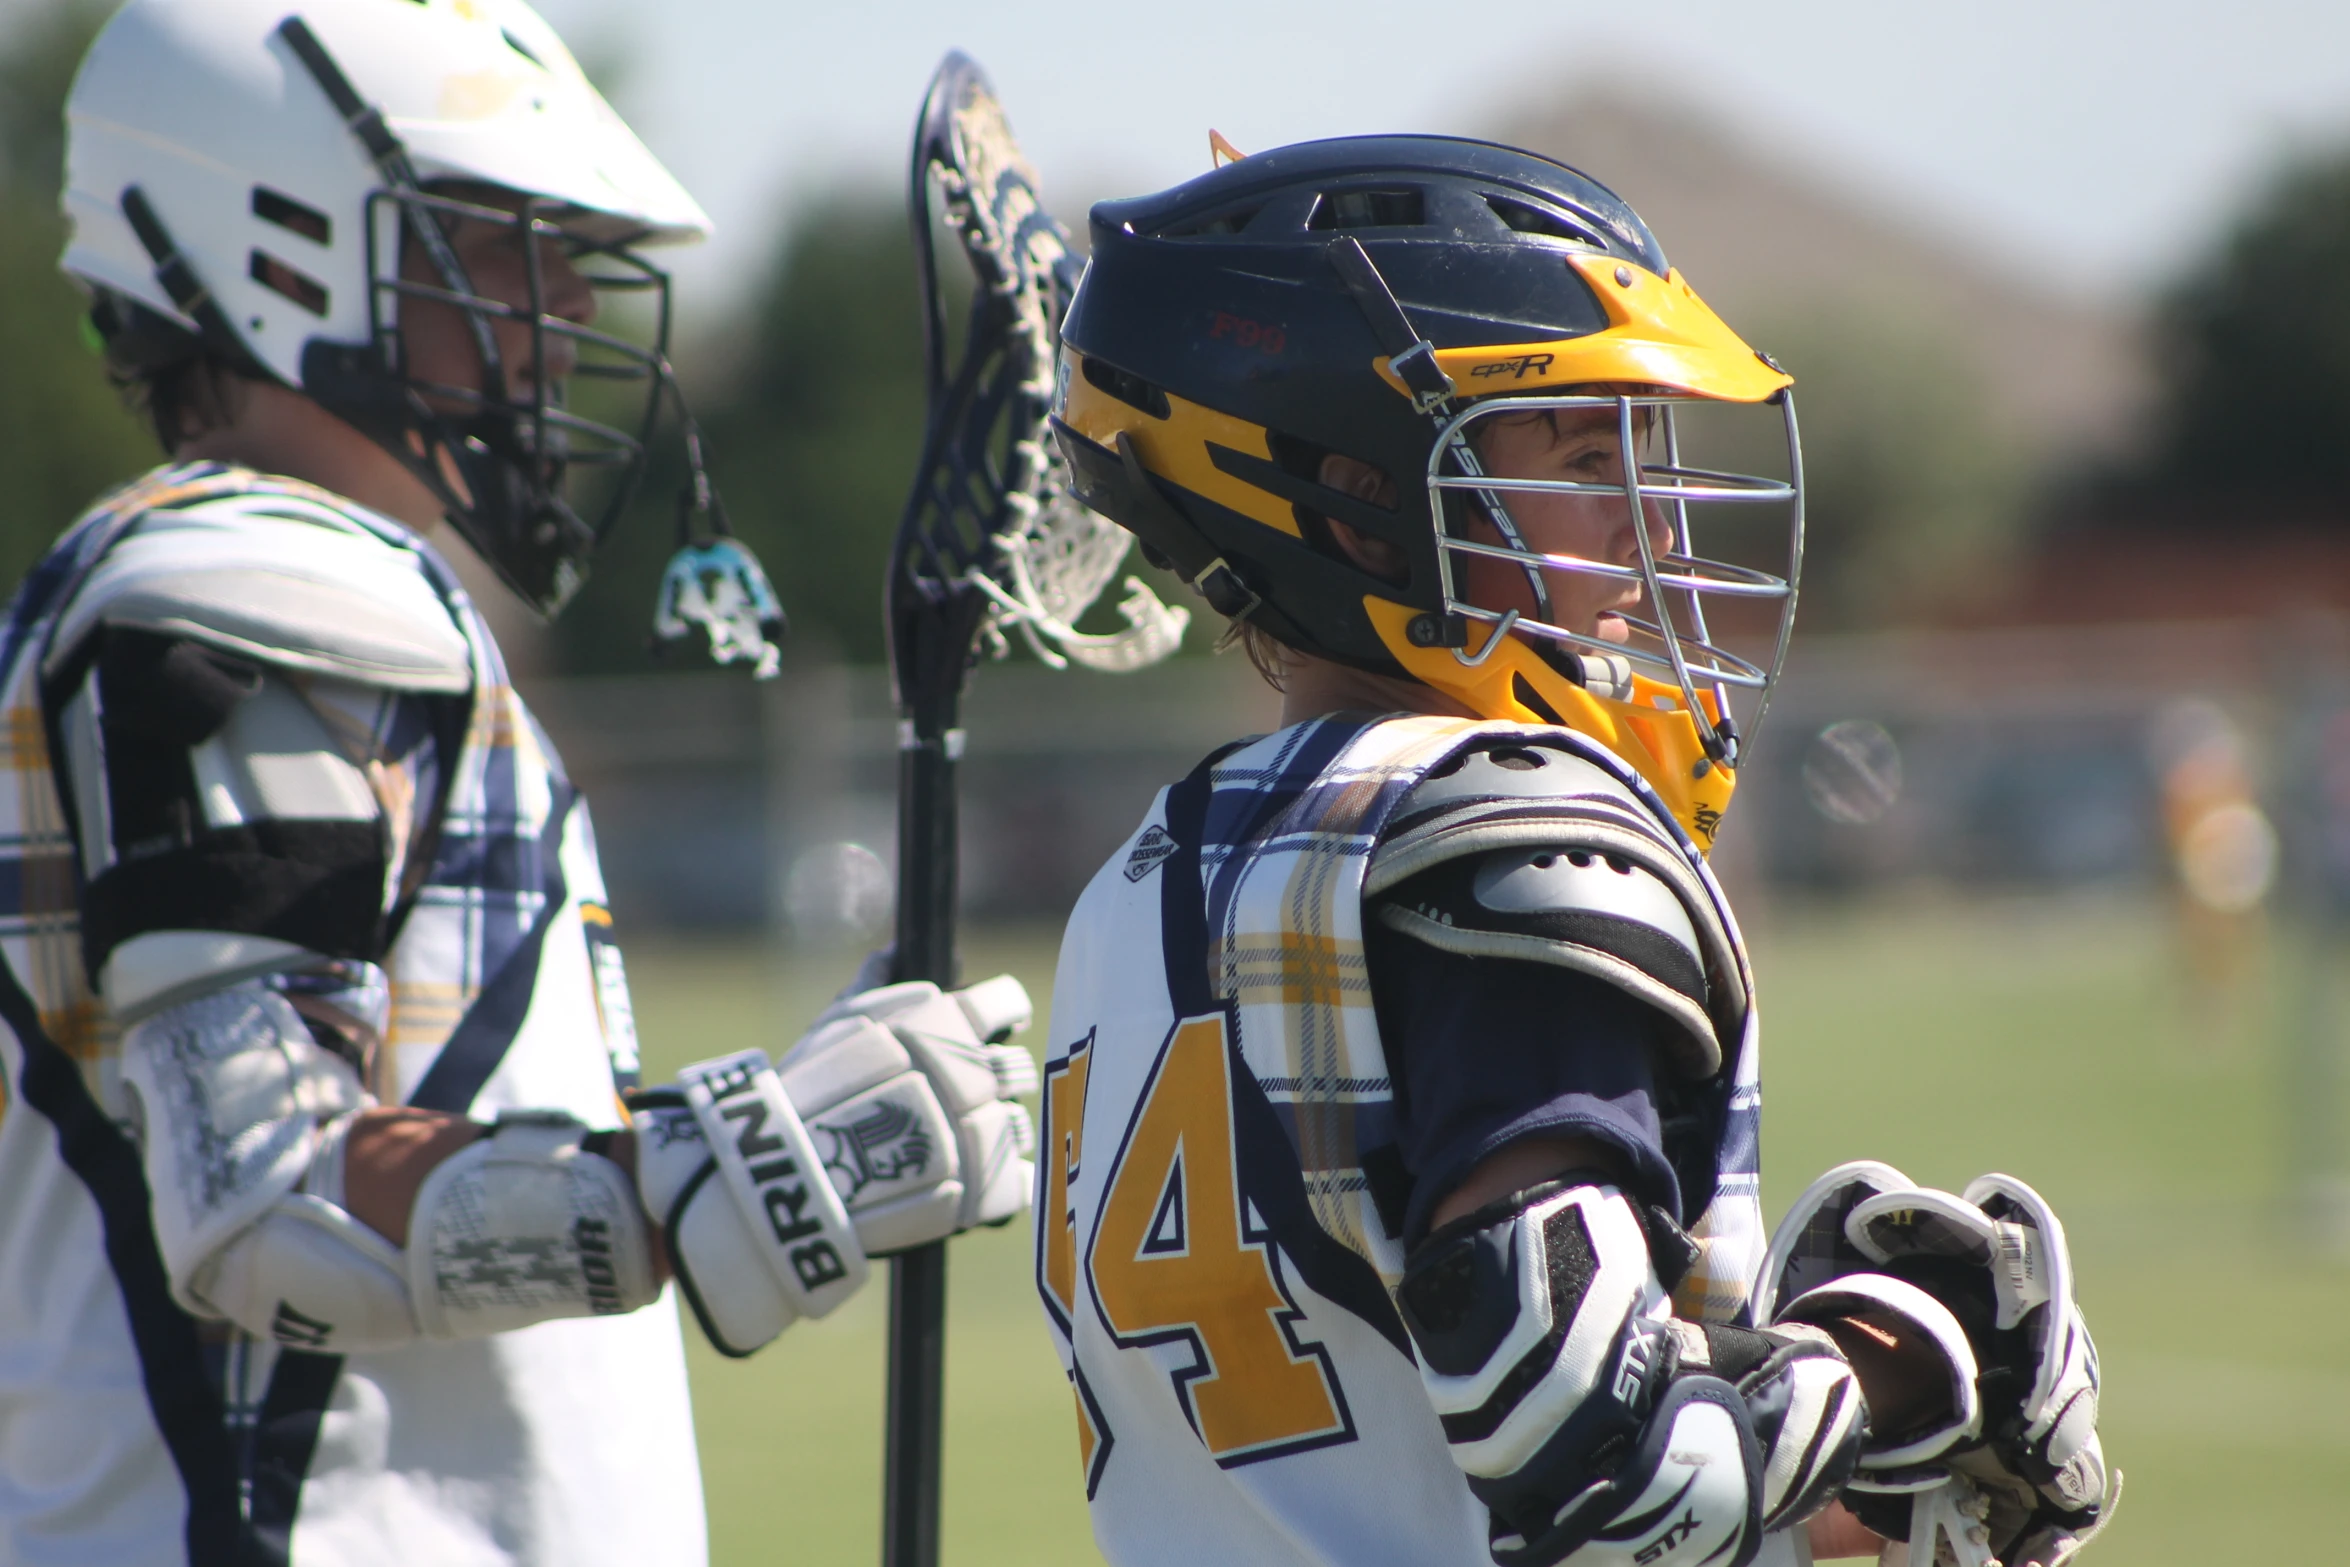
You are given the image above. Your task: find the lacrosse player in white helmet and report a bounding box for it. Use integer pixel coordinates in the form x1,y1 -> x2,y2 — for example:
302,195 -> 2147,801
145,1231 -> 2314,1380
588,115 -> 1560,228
0,2 -> 1037,1562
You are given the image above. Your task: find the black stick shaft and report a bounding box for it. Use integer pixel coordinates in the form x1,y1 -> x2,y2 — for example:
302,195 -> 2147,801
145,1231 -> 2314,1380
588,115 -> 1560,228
883,719 -> 960,1567
881,1244 -> 946,1567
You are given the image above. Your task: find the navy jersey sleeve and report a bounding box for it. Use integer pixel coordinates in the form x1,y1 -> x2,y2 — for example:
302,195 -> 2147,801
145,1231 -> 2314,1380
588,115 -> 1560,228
1367,917 -> 1685,1248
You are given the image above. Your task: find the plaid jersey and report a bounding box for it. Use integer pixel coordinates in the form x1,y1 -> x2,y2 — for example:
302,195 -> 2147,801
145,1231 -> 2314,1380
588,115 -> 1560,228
1038,712 -> 1765,1567
0,464 -> 700,1566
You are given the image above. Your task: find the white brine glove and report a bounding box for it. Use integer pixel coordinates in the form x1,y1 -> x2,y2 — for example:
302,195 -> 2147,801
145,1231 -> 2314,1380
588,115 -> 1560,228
630,974 -> 1037,1357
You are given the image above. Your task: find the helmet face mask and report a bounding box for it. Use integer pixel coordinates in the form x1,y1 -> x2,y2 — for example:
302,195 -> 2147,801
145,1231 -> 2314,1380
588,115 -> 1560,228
1422,388 -> 1803,768
302,182 -> 682,615
63,0 -> 723,620
1052,134 -> 1805,847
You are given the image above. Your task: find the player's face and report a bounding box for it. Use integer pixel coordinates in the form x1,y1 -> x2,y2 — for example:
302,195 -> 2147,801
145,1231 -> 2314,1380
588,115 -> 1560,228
1463,403 -> 1671,644
399,186 -> 597,412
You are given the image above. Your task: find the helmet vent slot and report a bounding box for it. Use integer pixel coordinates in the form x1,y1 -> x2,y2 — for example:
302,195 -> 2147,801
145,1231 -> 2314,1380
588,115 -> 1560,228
1158,202 -> 1264,238
1485,195 -> 1604,250
1307,188 -> 1425,231
1082,356 -> 1171,418
251,187 -> 330,246
248,250 -> 329,317
502,28 -> 547,68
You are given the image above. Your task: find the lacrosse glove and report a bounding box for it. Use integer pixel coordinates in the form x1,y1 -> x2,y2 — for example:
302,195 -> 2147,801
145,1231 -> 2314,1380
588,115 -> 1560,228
1759,1162 -> 2118,1567
629,974 -> 1037,1356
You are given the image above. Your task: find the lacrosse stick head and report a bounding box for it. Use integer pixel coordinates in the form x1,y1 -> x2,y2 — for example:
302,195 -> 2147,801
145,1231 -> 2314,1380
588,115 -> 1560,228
1050,134 -> 1806,848
888,53 -> 1184,719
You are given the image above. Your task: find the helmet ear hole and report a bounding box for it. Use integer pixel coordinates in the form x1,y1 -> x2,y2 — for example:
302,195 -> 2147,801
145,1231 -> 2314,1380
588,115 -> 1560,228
1080,357 -> 1168,418
1263,430 -> 1407,586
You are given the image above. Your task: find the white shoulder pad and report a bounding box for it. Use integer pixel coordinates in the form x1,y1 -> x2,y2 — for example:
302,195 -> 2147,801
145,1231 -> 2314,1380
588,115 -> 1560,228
101,930 -> 319,1024
46,500 -> 471,692
1366,738 -> 1747,1078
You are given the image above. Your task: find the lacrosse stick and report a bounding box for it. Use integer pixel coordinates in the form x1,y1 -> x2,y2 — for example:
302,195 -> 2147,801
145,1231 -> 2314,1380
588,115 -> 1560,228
881,53 -> 1185,1567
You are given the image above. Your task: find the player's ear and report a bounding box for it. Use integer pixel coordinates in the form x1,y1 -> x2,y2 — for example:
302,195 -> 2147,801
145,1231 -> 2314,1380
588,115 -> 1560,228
1315,454 -> 1405,580
1319,452 -> 1397,507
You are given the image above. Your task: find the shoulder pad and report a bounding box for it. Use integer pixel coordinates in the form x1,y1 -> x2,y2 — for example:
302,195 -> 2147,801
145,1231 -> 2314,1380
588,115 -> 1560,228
46,501 -> 471,692
100,929 -> 321,1023
1367,737 -> 1746,1078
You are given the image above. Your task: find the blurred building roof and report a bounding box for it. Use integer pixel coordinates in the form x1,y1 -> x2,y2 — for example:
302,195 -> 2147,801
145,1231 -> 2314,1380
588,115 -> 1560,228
1493,85 -> 2148,457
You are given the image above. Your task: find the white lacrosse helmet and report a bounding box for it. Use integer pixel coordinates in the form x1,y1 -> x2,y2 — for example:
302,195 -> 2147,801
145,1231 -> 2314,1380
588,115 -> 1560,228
62,0 -> 715,615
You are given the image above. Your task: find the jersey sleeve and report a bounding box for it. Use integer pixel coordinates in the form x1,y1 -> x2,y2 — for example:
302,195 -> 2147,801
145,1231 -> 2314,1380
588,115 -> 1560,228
1363,736 -> 1751,1250
1366,915 -> 1681,1248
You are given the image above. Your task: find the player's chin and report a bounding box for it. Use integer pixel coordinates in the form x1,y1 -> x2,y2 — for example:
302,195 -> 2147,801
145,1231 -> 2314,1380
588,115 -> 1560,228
1593,612 -> 1632,644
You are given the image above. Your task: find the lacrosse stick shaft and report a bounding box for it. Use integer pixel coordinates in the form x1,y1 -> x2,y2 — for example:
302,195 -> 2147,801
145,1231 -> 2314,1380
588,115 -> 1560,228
882,598 -> 977,1567
882,50 -> 1109,1566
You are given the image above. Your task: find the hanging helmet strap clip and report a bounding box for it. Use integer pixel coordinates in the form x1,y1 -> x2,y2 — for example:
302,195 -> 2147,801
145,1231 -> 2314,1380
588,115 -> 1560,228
1327,237 -> 1455,413
117,186 -> 263,374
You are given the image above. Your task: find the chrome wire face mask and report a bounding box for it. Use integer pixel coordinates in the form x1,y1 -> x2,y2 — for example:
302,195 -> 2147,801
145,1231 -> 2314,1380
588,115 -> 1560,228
1425,391 -> 1805,766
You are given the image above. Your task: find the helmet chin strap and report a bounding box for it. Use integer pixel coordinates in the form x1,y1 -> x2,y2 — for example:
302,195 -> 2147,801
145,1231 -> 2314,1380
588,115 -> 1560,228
1326,237 -> 1556,627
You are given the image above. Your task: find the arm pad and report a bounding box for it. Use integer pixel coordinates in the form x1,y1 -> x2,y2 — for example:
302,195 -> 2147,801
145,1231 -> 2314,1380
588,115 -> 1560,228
1396,1180 -> 1864,1567
123,981 -> 661,1353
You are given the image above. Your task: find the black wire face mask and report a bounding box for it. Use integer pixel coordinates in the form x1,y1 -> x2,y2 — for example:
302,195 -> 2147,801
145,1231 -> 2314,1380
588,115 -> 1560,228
299,184 -> 682,618
189,17 -> 781,671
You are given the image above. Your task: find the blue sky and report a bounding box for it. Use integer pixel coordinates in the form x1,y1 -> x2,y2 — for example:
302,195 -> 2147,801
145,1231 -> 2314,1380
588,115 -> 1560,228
531,0 -> 2350,314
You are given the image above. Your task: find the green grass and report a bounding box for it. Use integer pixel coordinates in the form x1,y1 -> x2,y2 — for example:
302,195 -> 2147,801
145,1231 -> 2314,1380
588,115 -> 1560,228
626,899 -> 2350,1566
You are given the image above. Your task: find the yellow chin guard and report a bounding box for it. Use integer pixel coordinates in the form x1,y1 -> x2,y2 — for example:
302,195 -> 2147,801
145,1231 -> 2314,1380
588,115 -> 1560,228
1367,598 -> 1736,852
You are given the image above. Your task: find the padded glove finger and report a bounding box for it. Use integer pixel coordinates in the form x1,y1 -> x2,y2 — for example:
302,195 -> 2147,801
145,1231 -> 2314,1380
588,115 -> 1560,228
1767,1166 -> 2118,1564
785,974 -> 1038,1243
1753,1159 -> 1911,1325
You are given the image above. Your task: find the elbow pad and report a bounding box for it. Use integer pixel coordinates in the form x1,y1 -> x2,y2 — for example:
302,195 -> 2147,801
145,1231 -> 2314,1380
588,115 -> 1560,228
1396,1180 -> 1864,1567
122,980 -> 660,1353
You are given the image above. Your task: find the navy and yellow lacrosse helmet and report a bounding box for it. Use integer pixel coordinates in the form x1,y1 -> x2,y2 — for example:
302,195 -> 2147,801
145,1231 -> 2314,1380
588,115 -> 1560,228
1051,135 -> 1802,847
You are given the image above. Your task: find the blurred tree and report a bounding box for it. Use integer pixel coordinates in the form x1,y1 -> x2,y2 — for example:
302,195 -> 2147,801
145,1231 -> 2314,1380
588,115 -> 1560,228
0,0 -> 158,592
555,193 -> 926,671
2138,142 -> 2350,512
1754,306 -> 2028,628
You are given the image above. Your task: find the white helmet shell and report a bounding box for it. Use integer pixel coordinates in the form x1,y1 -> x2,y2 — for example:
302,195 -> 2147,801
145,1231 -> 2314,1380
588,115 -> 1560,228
61,0 -> 710,389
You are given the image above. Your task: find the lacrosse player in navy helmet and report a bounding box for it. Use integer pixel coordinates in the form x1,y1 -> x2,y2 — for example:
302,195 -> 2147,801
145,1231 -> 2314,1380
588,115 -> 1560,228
0,2 -> 1038,1561
1036,135 -> 2118,1567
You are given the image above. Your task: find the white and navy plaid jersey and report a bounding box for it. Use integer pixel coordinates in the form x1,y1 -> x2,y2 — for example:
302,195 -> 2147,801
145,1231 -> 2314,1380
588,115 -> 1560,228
1036,714 -> 1767,1567
0,465 -> 700,1566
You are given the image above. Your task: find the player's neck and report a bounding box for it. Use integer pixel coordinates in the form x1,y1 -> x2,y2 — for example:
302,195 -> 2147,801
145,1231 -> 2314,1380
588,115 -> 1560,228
1276,648 -> 1477,726
176,378 -> 449,538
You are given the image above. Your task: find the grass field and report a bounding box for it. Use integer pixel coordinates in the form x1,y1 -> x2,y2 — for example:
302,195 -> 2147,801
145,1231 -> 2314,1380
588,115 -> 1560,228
626,898 -> 2350,1566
